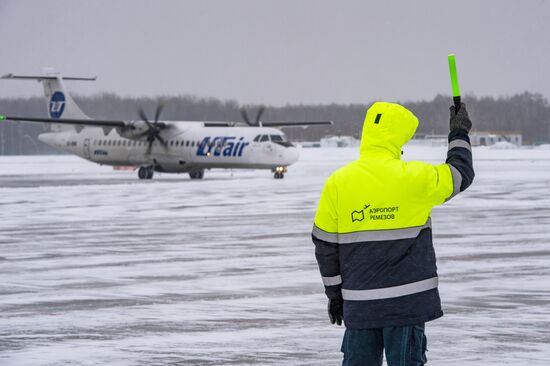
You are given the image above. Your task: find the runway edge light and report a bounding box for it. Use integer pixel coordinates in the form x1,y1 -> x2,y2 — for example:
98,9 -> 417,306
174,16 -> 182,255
0,115 -> 6,121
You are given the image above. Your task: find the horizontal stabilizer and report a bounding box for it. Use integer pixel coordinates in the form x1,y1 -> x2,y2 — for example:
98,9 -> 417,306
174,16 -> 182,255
0,74 -> 97,81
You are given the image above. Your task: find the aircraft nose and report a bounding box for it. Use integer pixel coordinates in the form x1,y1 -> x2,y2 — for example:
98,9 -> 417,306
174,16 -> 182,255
285,146 -> 299,165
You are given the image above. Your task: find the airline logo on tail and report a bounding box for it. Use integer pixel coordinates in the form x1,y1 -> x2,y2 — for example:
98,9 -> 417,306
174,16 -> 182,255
49,92 -> 66,118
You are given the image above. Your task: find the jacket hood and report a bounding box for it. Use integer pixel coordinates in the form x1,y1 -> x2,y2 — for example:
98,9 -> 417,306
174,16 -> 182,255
359,102 -> 419,159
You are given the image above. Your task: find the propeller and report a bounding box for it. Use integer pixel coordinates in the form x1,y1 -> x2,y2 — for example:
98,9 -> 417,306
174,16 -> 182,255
240,106 -> 265,127
137,103 -> 168,154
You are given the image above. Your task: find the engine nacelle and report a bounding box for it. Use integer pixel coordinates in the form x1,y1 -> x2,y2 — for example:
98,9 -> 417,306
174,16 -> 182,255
117,120 -> 150,139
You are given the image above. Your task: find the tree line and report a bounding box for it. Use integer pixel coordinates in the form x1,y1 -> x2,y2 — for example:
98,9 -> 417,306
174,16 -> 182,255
0,92 -> 549,155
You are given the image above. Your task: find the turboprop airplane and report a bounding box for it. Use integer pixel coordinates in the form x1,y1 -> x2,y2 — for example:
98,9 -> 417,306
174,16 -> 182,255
1,70 -> 332,179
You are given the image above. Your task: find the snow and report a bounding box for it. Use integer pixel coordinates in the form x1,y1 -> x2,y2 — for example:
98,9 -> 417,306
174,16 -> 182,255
1,146 -> 550,365
489,141 -> 519,149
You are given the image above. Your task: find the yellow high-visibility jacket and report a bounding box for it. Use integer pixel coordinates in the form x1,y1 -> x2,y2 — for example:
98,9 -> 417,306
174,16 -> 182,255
312,102 -> 474,329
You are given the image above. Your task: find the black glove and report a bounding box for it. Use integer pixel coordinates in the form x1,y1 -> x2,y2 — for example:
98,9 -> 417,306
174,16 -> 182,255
449,103 -> 472,133
328,296 -> 343,326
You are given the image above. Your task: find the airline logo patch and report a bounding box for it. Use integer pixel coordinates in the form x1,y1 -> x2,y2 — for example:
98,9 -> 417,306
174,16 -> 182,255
351,204 -> 399,222
49,92 -> 66,118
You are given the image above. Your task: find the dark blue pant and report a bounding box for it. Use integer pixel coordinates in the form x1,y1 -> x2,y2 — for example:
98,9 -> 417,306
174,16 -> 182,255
341,324 -> 427,366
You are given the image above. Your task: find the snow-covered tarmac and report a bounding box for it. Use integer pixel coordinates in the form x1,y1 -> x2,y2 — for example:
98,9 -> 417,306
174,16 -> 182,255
1,146 -> 550,365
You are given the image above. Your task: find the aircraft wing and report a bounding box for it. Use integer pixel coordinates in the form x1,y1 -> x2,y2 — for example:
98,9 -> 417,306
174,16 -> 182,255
1,115 -> 333,128
260,121 -> 333,127
0,115 -> 126,128
202,120 -> 333,127
203,121 -> 238,127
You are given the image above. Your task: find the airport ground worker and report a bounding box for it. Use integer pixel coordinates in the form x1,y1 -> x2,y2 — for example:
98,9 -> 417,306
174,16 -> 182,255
312,102 -> 474,365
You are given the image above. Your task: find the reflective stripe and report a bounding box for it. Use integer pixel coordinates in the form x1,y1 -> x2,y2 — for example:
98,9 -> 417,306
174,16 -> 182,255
312,224 -> 338,243
448,164 -> 462,199
448,139 -> 472,152
342,277 -> 439,301
338,219 -> 431,244
322,275 -> 342,286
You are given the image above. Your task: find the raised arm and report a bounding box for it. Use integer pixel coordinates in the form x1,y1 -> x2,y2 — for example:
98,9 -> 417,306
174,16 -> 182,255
446,103 -> 475,200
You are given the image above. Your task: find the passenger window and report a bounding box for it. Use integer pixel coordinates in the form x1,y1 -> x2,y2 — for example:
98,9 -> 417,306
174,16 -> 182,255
186,141 -> 190,147
260,135 -> 269,142
191,141 -> 195,147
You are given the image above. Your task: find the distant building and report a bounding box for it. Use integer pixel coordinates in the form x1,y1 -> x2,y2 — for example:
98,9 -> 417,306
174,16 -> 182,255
470,131 -> 522,146
320,135 -> 360,148
300,141 -> 321,148
408,134 -> 447,147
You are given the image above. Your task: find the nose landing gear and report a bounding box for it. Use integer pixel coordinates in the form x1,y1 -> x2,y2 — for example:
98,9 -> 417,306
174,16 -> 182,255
138,166 -> 154,180
189,170 -> 205,180
272,166 -> 286,179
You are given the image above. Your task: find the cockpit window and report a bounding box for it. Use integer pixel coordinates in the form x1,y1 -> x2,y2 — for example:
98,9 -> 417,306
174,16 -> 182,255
253,134 -> 261,142
260,135 -> 269,142
270,134 -> 293,148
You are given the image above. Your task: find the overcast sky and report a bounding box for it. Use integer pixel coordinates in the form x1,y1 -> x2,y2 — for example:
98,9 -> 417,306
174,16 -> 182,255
0,0 -> 548,105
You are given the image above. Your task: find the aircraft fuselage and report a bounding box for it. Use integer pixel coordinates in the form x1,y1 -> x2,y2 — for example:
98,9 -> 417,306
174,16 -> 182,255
38,122 -> 299,174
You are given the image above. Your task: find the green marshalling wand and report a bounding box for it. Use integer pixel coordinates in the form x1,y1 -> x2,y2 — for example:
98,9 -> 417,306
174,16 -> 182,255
447,54 -> 461,112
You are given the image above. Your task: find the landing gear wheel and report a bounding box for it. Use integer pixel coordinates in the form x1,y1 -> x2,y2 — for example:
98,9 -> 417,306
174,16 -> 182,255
274,172 -> 284,179
138,166 -> 154,180
138,167 -> 147,179
189,170 -> 205,180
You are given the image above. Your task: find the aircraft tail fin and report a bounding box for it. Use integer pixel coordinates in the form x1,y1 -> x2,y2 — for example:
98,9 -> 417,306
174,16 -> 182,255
1,68 -> 96,132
